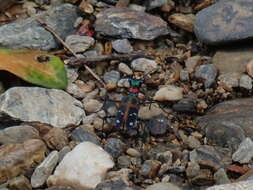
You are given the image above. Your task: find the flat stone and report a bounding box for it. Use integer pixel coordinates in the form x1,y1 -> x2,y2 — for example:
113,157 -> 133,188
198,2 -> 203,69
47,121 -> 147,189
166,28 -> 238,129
194,0 -> 253,44
213,48 -> 253,74
118,63 -> 133,75
131,58 -> 158,74
66,83 -> 86,99
43,128 -> 69,150
103,70 -> 120,86
172,98 -> 198,113
206,180 -> 253,190
71,127 -> 100,145
112,39 -> 133,54
194,64 -> 217,88
47,142 -> 114,190
197,98 -> 253,151
0,87 -> 84,128
153,85 -> 183,102
0,139 -> 46,183
8,175 -> 32,190
65,35 -> 94,53
83,99 -> 103,113
232,138 -> 253,164
148,115 -> 170,136
0,125 -> 40,145
31,151 -> 59,188
104,138 -> 126,158
126,148 -> 141,157
95,8 -> 168,40
146,182 -> 181,190
168,13 -> 195,32
0,4 -> 79,50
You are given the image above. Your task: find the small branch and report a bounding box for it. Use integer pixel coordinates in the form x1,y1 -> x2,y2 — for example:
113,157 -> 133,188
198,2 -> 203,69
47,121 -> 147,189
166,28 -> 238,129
36,19 -> 106,87
69,51 -> 153,66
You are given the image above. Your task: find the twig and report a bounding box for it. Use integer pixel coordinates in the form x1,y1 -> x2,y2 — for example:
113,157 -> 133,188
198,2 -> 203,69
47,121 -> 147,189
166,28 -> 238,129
36,19 -> 106,87
69,51 -> 153,66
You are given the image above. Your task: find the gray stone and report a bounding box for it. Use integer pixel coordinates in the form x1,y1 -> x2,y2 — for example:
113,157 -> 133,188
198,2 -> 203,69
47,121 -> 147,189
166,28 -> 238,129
156,151 -> 173,164
146,182 -> 181,190
148,115 -> 170,136
218,72 -> 241,90
31,151 -> 59,188
131,58 -> 158,74
213,48 -> 253,74
58,146 -> 71,162
0,4 -> 79,50
214,168 -> 230,185
206,180 -> 253,190
0,87 -> 84,128
71,127 -> 100,145
194,64 -> 217,88
180,70 -> 189,81
65,35 -> 95,53
112,39 -> 133,54
0,125 -> 40,144
117,156 -> 131,168
197,98 -> 253,151
103,70 -> 120,85
126,148 -> 141,157
239,74 -> 252,90
186,162 -> 200,178
104,138 -> 126,158
194,0 -> 253,45
232,137 -> 253,164
146,0 -> 167,10
172,98 -> 197,114
118,63 -> 133,75
187,136 -> 201,149
95,8 -> 168,40
66,83 -> 86,99
117,79 -> 130,88
139,160 -> 161,178
95,179 -> 132,190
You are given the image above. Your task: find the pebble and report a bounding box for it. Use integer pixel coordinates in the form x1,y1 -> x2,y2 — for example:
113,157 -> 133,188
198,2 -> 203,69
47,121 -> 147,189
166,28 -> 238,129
106,168 -> 132,184
95,179 -> 131,190
118,63 -> 133,75
239,74 -> 252,90
194,64 -> 217,88
95,7 -> 168,40
232,137 -> 253,164
8,175 -> 32,190
213,168 -> 230,185
112,39 -> 133,53
187,136 -> 201,149
206,180 -> 253,190
104,138 -> 126,158
180,70 -> 189,81
156,151 -> 173,164
83,99 -> 103,113
153,85 -> 183,102
58,146 -> 71,162
0,139 -> 46,183
138,104 -> 165,120
185,56 -> 201,73
0,87 -> 84,128
190,169 -> 214,186
66,83 -> 86,99
139,160 -> 161,178
117,78 -> 130,88
213,48 -> 253,74
186,162 -> 200,178
131,58 -> 158,74
168,13 -> 195,32
172,98 -> 197,113
103,70 -> 121,85
148,115 -> 170,136
117,156 -> 131,168
218,72 -> 240,90
31,151 -> 59,188
194,0 -> 253,44
146,182 -> 181,190
0,125 -> 40,145
197,98 -> 253,151
71,127 -> 100,145
43,128 -> 69,150
126,148 -> 141,157
65,65 -> 79,83
0,4 -> 79,50
65,35 -> 94,53
82,113 -> 97,125
47,142 -> 114,190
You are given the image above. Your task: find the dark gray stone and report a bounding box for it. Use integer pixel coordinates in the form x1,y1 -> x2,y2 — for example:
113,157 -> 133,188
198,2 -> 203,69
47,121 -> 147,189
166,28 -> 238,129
0,4 -> 79,50
197,98 -> 253,151
0,87 -> 84,128
148,115 -> 170,136
194,0 -> 253,45
103,70 -> 120,85
194,64 -> 217,88
117,155 -> 131,168
71,127 -> 100,145
95,7 -> 168,40
112,39 -> 133,54
173,98 -> 198,113
104,138 -> 126,158
139,160 -> 161,178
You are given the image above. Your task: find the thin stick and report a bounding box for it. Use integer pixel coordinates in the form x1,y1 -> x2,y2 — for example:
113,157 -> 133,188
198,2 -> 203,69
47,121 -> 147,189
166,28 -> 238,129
36,19 -> 106,87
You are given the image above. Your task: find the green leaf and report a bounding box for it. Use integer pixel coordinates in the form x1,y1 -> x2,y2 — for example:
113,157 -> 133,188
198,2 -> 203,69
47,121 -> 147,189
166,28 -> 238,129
0,49 -> 67,89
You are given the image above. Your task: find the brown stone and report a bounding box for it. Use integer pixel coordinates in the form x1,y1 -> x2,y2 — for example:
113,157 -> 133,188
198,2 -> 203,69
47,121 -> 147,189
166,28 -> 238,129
168,13 -> 195,32
43,128 -> 69,150
190,169 -> 214,186
8,175 -> 32,190
0,139 -> 46,183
